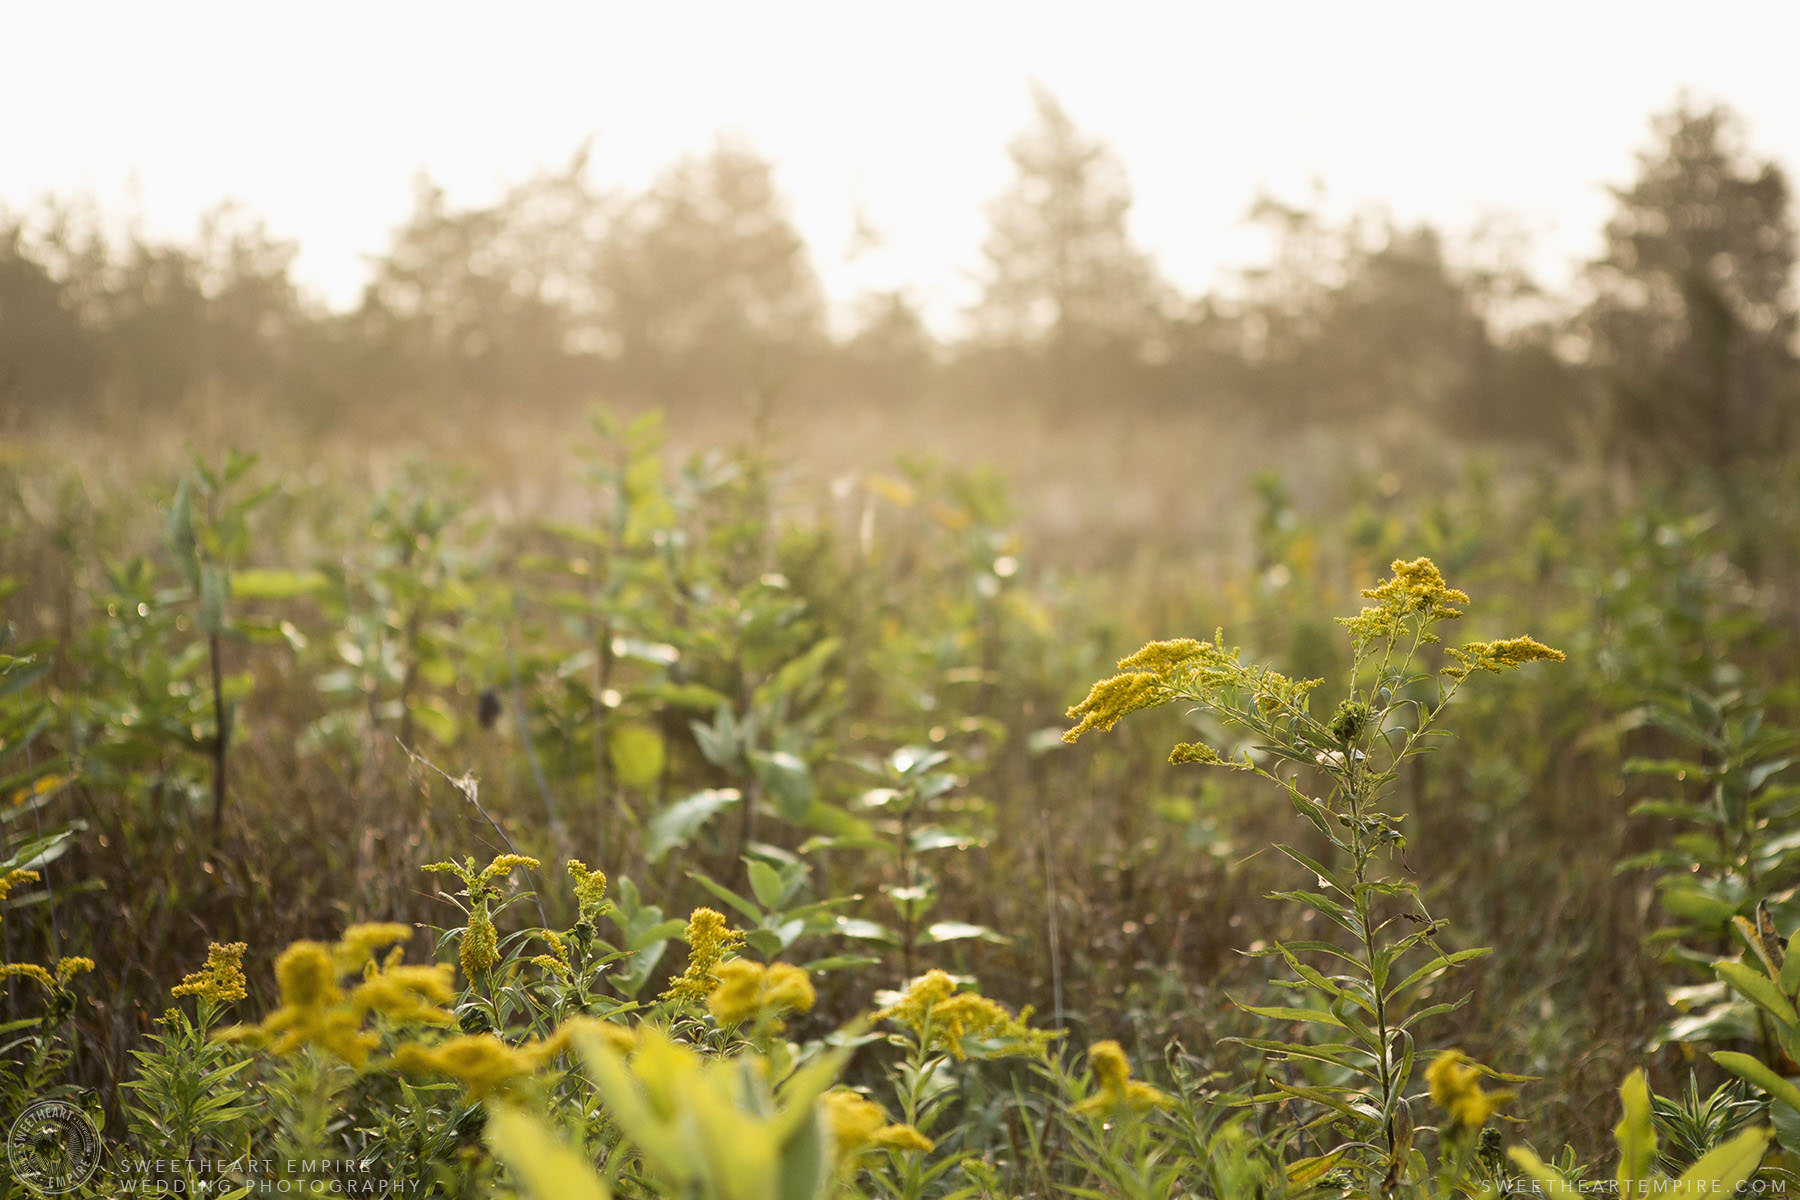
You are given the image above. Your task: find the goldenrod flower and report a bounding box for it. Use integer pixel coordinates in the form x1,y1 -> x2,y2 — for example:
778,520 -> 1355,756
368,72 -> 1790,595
1365,558 -> 1470,619
1339,557 -> 1470,651
1443,636 -> 1566,681
479,854 -> 540,887
531,1015 -> 634,1065
661,908 -> 745,1007
275,942 -> 340,1008
876,970 -> 1056,1060
334,923 -> 412,974
0,868 -> 40,913
350,964 -> 456,1026
461,907 -> 499,980
392,1033 -> 537,1100
172,942 -> 248,1004
221,926 -> 458,1068
0,963 -> 55,990
54,956 -> 94,984
1063,672 -> 1167,742
1425,1050 -> 1512,1131
1073,1040 -> 1174,1116
1169,741 -> 1239,767
566,860 -> 608,920
706,960 -> 816,1026
821,1088 -> 933,1162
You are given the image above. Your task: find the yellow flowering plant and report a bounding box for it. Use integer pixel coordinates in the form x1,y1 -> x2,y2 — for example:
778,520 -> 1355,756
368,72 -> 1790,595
1064,557 -> 1562,1192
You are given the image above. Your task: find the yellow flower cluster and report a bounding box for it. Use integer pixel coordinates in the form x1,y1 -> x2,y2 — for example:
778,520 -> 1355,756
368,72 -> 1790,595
0,956 -> 93,993
528,929 -> 571,978
1062,672 -> 1169,742
217,927 -> 455,1068
821,1088 -> 933,1160
1443,635 -> 1567,681
461,908 -> 499,980
0,868 -> 40,915
1425,1050 -> 1512,1131
706,959 -> 816,1027
391,1015 -> 634,1101
661,908 -> 745,1007
421,852 -> 540,898
393,1034 -> 534,1100
566,859 -> 608,921
335,923 -> 411,973
1338,557 -> 1470,650
875,969 -> 1057,1060
1169,741 -> 1238,767
1072,1040 -> 1174,1116
422,855 -> 540,982
172,941 -> 248,1004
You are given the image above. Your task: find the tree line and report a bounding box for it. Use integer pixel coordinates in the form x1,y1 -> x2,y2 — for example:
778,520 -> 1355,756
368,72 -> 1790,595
1,90 -> 1794,475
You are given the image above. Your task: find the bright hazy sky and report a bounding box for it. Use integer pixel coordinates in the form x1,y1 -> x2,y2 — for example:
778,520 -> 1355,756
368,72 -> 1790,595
6,1 -> 1798,333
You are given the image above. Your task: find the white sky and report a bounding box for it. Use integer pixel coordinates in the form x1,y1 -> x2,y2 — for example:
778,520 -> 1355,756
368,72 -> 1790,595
5,1 -> 1798,334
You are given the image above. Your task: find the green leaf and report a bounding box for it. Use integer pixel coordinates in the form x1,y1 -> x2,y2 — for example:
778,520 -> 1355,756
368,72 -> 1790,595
748,860 -> 787,910
924,921 -> 1007,945
1673,1125 -> 1769,1189
1715,960 -> 1799,1028
608,723 -> 667,788
1710,1050 -> 1800,1113
647,789 -> 741,864
231,568 -> 328,600
1615,1069 -> 1657,1195
750,750 -> 813,823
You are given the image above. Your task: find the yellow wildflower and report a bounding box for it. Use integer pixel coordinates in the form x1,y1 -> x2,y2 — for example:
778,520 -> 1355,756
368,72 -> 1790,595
334,923 -> 412,974
479,854 -> 540,887
0,963 -> 55,990
1063,672 -> 1166,742
1365,558 -> 1470,618
661,908 -> 745,1007
172,942 -> 248,1004
706,960 -> 816,1026
0,868 -> 40,913
876,970 -> 1056,1060
1443,636 -> 1566,681
461,907 -> 499,980
1339,557 -> 1470,650
349,963 -> 456,1026
1425,1050 -> 1512,1131
392,1033 -> 537,1100
54,956 -> 94,984
275,942 -> 339,1008
531,1015 -> 634,1065
821,1088 -> 934,1162
1169,741 -> 1240,767
566,860 -> 608,919
1073,1039 -> 1174,1116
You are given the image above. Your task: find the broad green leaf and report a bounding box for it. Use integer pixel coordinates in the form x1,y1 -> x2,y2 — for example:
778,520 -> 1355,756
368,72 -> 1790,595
748,860 -> 787,910
1710,1050 -> 1800,1113
1674,1125 -> 1769,1189
1715,961 -> 1799,1028
1615,1069 -> 1657,1194
750,750 -> 813,823
647,789 -> 741,864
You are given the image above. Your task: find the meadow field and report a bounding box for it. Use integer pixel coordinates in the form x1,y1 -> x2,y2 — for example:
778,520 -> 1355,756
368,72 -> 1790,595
2,90 -> 1798,1198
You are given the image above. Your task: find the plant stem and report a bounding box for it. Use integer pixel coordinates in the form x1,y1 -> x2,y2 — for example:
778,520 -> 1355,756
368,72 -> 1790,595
208,631 -> 228,837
